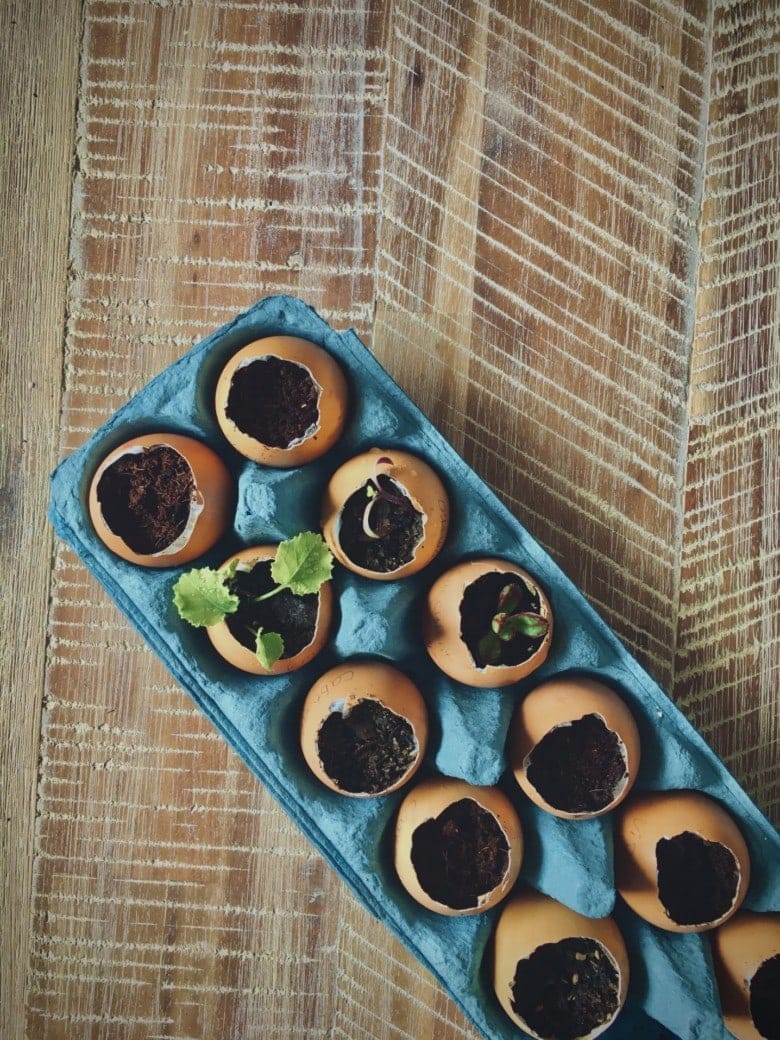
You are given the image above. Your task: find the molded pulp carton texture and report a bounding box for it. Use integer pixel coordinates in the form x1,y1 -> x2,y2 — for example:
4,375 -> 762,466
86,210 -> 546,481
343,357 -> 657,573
49,295 -> 780,1040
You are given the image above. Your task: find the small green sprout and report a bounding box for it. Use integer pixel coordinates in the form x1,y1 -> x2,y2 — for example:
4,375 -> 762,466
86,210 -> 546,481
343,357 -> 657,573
476,583 -> 549,666
173,532 -> 333,669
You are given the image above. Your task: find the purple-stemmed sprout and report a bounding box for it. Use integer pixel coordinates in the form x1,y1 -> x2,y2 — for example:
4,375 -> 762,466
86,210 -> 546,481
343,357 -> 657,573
362,455 -> 415,539
476,582 -> 549,666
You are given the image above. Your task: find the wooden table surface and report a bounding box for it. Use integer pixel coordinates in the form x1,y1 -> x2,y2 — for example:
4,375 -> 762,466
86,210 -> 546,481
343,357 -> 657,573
2,1 -> 777,1038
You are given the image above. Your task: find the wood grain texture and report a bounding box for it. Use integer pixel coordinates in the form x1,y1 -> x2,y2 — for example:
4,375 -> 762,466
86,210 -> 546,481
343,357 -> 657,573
29,3 -> 471,1039
676,0 -> 779,819
374,0 -> 710,691
0,3 -> 82,1039
4,0 -> 776,1038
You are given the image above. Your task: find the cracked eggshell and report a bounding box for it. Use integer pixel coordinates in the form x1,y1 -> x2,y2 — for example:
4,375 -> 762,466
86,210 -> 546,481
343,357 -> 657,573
423,558 -> 553,688
88,433 -> 233,568
321,447 -> 449,581
215,336 -> 348,466
300,661 -> 428,797
206,545 -> 333,675
712,910 -> 780,1040
510,677 -> 640,819
394,777 -> 523,916
614,790 -> 751,933
493,888 -> 629,1040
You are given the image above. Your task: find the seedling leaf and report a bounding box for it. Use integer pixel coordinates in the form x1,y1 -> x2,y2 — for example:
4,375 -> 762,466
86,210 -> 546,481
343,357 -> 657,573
173,567 -> 239,627
255,629 -> 285,670
477,631 -> 502,666
497,583 -> 522,614
491,612 -> 509,637
503,612 -> 549,639
270,531 -> 333,596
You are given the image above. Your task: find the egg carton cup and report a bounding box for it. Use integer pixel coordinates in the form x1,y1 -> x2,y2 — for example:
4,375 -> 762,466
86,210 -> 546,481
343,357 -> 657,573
49,295 -> 780,1040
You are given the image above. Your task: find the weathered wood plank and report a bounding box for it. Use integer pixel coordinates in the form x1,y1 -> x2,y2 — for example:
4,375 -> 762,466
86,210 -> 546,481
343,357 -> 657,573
29,3 -> 471,1039
374,0 -> 710,688
676,0 -> 779,821
0,3 -> 82,1039
20,0 -> 779,1038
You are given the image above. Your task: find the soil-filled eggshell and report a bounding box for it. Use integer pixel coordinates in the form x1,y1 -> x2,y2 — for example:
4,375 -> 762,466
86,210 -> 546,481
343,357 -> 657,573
88,433 -> 233,568
394,777 -> 522,916
321,447 -> 449,580
615,790 -> 750,933
712,911 -> 780,1040
493,889 -> 629,1040
300,661 -> 428,797
215,336 -> 348,467
423,558 -> 553,688
206,545 -> 333,675
510,677 -> 640,819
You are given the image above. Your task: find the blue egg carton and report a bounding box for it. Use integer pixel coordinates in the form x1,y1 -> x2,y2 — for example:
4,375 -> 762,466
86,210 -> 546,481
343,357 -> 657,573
49,295 -> 779,1040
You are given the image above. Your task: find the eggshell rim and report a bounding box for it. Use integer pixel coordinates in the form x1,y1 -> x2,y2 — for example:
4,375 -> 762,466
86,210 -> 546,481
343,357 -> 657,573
214,336 -> 348,466
300,661 -> 429,798
88,432 -> 232,568
205,544 -> 333,675
322,447 -> 450,581
394,778 -> 523,917
712,911 -> 780,1040
423,557 -> 553,687
493,890 -> 629,1040
520,712 -> 632,819
510,677 -> 641,820
614,790 -> 751,932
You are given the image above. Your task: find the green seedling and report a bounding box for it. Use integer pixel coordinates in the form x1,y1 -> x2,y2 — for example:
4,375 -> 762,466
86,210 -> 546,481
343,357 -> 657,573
173,531 -> 333,669
476,582 -> 549,666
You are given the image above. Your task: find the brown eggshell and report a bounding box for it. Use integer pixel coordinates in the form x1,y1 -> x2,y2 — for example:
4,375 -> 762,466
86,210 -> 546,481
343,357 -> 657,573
712,910 -> 780,1040
206,545 -> 333,675
510,677 -> 640,819
300,661 -> 428,797
423,558 -> 553,688
215,336 -> 348,466
493,889 -> 629,1040
88,433 -> 233,568
394,777 -> 523,916
614,790 -> 751,932
321,447 -> 449,580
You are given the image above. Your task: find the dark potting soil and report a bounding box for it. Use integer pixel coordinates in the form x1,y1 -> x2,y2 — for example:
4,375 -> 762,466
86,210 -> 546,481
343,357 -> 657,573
525,713 -> 627,814
337,476 -> 423,573
410,798 -> 508,910
225,356 -> 319,447
750,954 -> 780,1040
316,698 -> 417,794
656,831 -> 739,926
96,445 -> 193,554
460,571 -> 544,667
511,937 -> 620,1040
225,559 -> 318,659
